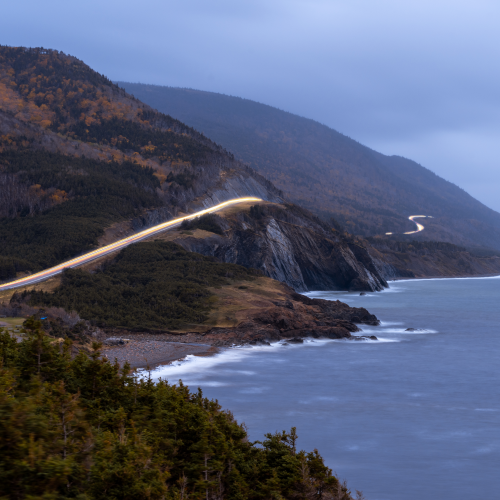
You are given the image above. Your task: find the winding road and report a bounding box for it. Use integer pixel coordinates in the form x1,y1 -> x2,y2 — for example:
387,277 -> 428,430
0,197 -> 263,291
386,215 -> 433,236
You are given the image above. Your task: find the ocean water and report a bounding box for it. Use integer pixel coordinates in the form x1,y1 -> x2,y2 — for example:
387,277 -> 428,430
151,277 -> 500,500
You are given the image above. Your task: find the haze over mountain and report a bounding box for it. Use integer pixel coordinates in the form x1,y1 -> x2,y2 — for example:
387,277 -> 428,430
118,83 -> 500,251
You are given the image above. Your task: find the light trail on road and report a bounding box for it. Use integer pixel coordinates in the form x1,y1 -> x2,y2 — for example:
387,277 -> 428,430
0,197 -> 263,291
385,215 -> 432,236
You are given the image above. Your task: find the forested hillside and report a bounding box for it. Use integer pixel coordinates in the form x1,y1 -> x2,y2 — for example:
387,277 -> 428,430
0,323 -> 357,500
0,47 -> 281,281
119,84 -> 500,251
0,147 -> 163,280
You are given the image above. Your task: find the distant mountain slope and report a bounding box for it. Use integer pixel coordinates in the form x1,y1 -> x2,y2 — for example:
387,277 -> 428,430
118,83 -> 500,250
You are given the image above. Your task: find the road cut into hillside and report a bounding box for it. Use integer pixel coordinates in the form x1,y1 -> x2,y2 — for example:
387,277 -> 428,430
386,215 -> 432,236
0,197 -> 263,291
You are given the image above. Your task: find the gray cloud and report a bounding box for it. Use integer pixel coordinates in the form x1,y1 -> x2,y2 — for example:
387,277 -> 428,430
3,0 -> 499,210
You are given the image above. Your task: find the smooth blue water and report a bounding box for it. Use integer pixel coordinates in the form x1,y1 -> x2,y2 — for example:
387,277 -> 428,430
152,277 -> 500,500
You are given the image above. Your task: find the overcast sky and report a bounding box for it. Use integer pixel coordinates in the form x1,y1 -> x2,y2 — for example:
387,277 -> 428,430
3,0 -> 500,211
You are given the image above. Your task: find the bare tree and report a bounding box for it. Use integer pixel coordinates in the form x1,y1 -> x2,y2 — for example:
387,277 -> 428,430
177,472 -> 188,500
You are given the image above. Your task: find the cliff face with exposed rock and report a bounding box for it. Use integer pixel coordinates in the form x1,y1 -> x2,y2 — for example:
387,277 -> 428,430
160,202 -> 388,292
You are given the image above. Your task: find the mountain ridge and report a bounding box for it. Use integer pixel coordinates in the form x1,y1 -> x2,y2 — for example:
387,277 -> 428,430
117,83 -> 500,250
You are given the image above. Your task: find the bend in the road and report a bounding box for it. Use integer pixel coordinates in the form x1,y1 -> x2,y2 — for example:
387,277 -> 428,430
385,215 -> 431,236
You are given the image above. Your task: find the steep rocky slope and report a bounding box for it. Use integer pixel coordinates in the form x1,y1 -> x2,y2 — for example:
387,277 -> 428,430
149,201 -> 387,292
119,83 -> 500,251
147,203 -> 500,285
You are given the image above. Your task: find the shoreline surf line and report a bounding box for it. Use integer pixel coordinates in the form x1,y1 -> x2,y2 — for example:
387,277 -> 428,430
148,336 -> 400,378
0,196 -> 263,291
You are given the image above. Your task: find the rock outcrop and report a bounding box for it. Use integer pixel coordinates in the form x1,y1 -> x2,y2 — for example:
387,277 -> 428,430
202,289 -> 379,346
197,171 -> 283,208
99,281 -> 380,348
171,202 -> 388,292
164,164 -> 284,214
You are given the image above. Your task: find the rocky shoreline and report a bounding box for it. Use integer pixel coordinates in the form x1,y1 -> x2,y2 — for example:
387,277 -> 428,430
102,338 -> 220,370
102,290 -> 380,369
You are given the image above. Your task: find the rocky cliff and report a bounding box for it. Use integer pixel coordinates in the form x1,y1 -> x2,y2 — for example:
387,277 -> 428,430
155,202 -> 388,292
202,288 -> 380,347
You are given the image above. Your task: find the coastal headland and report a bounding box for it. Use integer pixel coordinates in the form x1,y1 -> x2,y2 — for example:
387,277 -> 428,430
99,278 -> 379,368
2,271 -> 379,369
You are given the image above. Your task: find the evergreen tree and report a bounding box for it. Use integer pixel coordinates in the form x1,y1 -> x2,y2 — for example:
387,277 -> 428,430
0,322 -> 360,500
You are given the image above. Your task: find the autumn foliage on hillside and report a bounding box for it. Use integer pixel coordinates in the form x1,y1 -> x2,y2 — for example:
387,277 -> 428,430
0,46 -> 282,281
0,46 -> 231,168
0,47 -> 118,128
0,46 -> 280,208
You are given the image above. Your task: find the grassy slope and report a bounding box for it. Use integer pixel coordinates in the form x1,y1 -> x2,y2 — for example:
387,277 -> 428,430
0,253 -> 291,335
118,83 -> 500,250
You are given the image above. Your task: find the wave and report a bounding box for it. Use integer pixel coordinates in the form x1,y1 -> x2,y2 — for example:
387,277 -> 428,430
148,344 -> 283,383
351,336 -> 400,343
239,387 -> 269,394
147,333 -> 407,380
305,285 -> 406,301
380,285 -> 407,293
